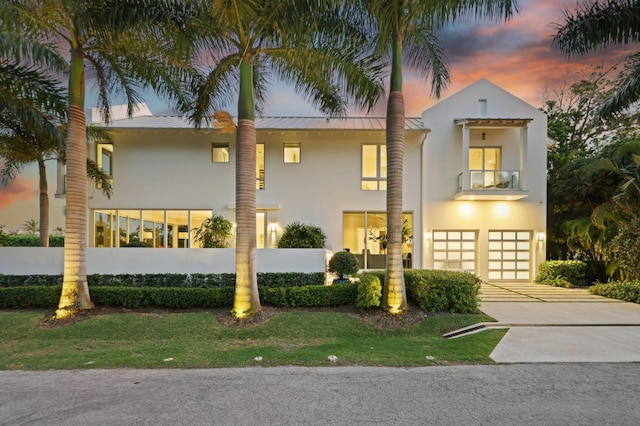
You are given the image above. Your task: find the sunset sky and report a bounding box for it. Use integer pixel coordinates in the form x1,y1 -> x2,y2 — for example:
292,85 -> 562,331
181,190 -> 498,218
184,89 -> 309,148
0,0 -> 632,233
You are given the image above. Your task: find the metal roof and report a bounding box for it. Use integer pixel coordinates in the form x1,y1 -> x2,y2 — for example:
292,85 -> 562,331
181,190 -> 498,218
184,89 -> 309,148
102,115 -> 426,131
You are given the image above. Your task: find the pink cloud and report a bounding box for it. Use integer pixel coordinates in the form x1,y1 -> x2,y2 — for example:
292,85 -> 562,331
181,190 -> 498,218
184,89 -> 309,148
0,177 -> 38,208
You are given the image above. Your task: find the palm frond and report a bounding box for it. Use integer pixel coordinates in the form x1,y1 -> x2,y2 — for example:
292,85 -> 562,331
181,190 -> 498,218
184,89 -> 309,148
86,158 -> 112,199
553,0 -> 640,56
404,28 -> 451,98
599,53 -> 640,117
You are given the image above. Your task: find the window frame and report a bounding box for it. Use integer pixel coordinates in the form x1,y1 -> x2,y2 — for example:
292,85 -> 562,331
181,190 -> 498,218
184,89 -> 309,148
211,142 -> 230,163
283,142 -> 301,164
361,143 -> 387,191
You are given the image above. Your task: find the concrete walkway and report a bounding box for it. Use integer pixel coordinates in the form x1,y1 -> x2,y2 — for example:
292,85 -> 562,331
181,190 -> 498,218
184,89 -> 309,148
478,282 -> 640,363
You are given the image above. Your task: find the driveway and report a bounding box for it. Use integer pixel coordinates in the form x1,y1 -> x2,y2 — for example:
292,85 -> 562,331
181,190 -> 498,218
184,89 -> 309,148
478,282 -> 640,363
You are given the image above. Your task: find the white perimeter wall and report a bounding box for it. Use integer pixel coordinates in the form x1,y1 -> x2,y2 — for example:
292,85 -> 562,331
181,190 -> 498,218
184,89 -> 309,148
0,248 -> 330,275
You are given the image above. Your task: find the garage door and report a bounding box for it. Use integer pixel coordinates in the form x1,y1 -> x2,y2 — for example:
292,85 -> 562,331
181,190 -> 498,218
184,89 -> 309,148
488,231 -> 531,281
433,231 -> 477,274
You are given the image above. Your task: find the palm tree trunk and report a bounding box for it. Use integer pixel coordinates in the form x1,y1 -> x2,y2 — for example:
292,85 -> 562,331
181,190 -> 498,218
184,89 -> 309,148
38,158 -> 49,247
383,34 -> 408,313
56,47 -> 93,319
232,58 -> 261,318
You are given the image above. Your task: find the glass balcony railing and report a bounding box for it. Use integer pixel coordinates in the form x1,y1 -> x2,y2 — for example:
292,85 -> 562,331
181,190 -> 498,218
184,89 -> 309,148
457,170 -> 520,192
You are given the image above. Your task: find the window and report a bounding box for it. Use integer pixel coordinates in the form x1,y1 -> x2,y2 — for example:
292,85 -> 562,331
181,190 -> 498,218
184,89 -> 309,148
283,143 -> 300,163
97,143 -> 113,188
342,212 -> 412,269
256,143 -> 265,189
470,147 -> 501,188
361,144 -> 386,190
212,143 -> 229,163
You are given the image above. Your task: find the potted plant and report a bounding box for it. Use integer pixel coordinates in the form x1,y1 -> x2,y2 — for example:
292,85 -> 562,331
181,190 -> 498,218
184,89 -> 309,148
328,251 -> 360,283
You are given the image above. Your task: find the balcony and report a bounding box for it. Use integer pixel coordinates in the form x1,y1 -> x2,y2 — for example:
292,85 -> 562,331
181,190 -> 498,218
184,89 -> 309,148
456,170 -> 528,200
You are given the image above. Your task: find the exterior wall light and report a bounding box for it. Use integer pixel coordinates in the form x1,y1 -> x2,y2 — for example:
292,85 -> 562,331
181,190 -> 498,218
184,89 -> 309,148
424,231 -> 431,241
537,232 -> 545,241
270,223 -> 277,233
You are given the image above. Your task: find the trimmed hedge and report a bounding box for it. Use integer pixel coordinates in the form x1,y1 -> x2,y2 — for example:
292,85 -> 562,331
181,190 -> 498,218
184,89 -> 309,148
590,281 -> 640,304
1,235 -> 64,247
0,270 -> 481,313
355,272 -> 382,310
536,260 -> 586,288
405,270 -> 481,313
0,272 -> 324,288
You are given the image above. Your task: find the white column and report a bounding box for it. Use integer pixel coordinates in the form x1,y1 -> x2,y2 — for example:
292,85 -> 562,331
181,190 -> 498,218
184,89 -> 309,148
520,125 -> 528,190
55,160 -> 65,198
462,123 -> 470,191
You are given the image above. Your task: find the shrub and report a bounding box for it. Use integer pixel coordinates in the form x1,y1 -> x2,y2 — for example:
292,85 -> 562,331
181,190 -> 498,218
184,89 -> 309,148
0,286 -> 61,308
405,269 -> 481,313
590,281 -> 640,304
536,260 -> 586,287
260,284 -> 357,307
356,273 -> 381,310
192,215 -> 233,248
276,221 -> 326,248
328,251 -> 359,280
1,235 -> 64,247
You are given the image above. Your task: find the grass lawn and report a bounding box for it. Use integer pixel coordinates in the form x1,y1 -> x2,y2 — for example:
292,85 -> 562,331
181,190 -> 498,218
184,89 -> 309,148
0,309 -> 505,370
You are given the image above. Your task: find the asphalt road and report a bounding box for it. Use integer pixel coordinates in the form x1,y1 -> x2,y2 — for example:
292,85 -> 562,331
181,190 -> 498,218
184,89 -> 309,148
2,364 -> 639,425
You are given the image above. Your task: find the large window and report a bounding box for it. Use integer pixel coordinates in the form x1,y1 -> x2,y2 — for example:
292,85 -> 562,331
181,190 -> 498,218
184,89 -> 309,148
469,147 -> 501,188
257,143 -> 265,189
343,212 -> 412,269
361,144 -> 386,190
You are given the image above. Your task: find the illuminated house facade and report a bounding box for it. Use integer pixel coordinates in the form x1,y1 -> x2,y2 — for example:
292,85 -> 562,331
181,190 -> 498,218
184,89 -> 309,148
79,79 -> 547,282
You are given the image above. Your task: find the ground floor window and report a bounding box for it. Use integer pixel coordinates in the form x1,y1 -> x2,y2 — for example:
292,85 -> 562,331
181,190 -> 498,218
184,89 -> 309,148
92,209 -> 269,249
488,230 -> 531,281
432,230 -> 477,274
342,211 -> 413,269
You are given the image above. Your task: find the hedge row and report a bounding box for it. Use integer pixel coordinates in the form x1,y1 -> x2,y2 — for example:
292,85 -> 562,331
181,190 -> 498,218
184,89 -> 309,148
590,281 -> 640,304
0,284 -> 356,309
0,270 -> 481,313
536,260 -> 586,288
0,235 -> 64,247
0,272 -> 325,288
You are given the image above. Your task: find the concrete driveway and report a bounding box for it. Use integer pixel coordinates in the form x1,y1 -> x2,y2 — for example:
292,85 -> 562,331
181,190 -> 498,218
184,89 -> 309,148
478,283 -> 640,363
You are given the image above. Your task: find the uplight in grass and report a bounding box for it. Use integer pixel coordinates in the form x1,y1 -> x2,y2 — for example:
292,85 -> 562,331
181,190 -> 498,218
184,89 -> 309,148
163,358 -> 174,362
254,356 -> 263,362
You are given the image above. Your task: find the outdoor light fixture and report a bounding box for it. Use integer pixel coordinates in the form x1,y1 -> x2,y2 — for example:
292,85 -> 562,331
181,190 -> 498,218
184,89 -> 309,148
270,223 -> 276,233
424,231 -> 431,241
537,232 -> 545,241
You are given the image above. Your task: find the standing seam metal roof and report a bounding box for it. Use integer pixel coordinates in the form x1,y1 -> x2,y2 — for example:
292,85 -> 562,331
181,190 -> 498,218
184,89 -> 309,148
102,115 -> 426,131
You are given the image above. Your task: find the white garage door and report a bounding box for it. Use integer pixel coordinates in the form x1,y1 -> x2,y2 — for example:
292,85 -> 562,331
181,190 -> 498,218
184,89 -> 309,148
488,231 -> 531,281
433,231 -> 477,274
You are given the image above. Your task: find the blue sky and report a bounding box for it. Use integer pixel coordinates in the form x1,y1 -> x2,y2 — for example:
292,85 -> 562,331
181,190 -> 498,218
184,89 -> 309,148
0,0 -> 632,232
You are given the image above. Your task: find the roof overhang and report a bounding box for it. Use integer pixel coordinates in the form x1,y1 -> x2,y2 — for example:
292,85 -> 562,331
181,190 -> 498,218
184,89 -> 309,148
455,118 -> 532,128
454,190 -> 529,201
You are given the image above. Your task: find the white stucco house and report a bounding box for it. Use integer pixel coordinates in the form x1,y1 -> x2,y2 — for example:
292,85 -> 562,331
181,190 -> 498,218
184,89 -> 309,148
40,78 -> 546,281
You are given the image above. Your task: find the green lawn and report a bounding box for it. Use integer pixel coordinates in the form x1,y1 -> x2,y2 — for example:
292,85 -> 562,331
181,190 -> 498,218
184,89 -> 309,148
0,310 -> 505,370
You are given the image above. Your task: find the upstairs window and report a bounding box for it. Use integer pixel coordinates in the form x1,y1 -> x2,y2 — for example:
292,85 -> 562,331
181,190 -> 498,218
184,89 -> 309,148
212,143 -> 229,163
361,144 -> 386,190
256,143 -> 265,189
97,142 -> 113,188
470,147 -> 501,188
283,143 -> 300,163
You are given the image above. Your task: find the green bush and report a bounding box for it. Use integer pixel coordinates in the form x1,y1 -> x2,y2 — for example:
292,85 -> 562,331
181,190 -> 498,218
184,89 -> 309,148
192,215 -> 233,248
1,235 -> 64,247
536,260 -> 587,287
405,269 -> 481,313
355,273 -> 381,310
0,286 -> 61,308
590,281 -> 640,304
276,221 -> 327,248
0,273 -> 323,288
261,284 -> 357,307
328,251 -> 359,280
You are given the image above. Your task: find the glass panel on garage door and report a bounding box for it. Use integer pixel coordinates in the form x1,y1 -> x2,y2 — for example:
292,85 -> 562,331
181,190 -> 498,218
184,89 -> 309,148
488,231 -> 531,281
433,230 -> 477,274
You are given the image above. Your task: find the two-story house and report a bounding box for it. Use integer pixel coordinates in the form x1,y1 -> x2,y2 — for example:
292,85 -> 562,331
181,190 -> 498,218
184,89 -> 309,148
73,78 -> 546,281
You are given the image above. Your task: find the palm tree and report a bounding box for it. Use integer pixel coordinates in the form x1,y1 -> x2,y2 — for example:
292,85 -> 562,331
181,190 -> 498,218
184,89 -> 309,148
188,1 -> 384,318
364,0 -> 519,313
553,0 -> 640,117
2,0 -> 195,319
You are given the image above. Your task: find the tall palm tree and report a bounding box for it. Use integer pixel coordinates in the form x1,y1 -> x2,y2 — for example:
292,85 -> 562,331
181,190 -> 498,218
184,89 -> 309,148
553,0 -> 640,117
365,0 -> 519,313
188,0 -> 384,318
2,0 -> 195,319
